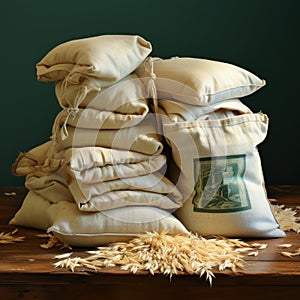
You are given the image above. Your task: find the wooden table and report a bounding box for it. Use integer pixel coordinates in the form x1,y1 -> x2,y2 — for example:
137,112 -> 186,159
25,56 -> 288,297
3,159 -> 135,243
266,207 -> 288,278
0,186 -> 299,300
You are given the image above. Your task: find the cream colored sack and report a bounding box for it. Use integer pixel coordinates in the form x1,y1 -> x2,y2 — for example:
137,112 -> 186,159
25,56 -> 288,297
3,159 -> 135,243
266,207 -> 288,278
53,106 -> 148,131
47,201 -> 189,247
136,57 -> 265,106
13,142 -> 159,177
37,35 -> 151,110
158,98 -> 251,122
52,116 -> 163,155
69,172 -> 182,211
55,73 -> 149,112
37,35 -> 151,84
163,113 -> 285,238
9,193 -> 189,247
69,153 -> 166,183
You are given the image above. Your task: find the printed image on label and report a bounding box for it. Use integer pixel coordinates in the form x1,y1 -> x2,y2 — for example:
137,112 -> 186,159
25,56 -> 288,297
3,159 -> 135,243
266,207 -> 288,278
192,155 -> 251,213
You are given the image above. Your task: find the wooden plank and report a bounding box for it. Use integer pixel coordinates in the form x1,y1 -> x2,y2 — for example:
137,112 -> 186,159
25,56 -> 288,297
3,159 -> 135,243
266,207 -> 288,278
267,185 -> 300,204
0,283 -> 298,300
0,274 -> 299,300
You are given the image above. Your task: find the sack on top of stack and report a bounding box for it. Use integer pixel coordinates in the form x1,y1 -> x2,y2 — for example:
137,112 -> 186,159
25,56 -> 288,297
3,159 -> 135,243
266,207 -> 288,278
135,56 -> 266,106
36,35 -> 152,108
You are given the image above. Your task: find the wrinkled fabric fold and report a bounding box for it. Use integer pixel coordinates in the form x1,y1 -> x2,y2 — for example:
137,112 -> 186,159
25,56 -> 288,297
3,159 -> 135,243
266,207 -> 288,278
52,116 -> 164,155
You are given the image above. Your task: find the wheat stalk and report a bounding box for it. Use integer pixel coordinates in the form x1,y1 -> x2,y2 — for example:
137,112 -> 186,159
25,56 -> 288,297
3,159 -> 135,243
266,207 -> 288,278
271,204 -> 300,233
0,229 -> 25,244
40,233 -> 71,250
280,248 -> 300,258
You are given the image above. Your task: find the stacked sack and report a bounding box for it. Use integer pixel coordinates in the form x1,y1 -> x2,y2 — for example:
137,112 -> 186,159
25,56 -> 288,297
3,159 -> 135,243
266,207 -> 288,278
136,57 -> 285,238
10,35 -> 189,247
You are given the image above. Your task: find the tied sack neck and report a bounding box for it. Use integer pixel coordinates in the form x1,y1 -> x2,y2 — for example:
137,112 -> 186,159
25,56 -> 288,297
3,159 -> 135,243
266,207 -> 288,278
53,67 -> 101,141
142,57 -> 162,134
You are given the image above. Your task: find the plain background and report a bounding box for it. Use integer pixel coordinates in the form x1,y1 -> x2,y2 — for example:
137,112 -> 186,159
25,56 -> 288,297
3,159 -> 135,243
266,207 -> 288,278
0,0 -> 299,186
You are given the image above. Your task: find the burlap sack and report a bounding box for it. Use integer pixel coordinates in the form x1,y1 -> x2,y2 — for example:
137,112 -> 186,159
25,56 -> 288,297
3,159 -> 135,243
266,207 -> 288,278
9,191 -> 52,230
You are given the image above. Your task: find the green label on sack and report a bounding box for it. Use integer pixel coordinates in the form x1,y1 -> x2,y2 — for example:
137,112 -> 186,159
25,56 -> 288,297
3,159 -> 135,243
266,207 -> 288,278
192,154 -> 251,213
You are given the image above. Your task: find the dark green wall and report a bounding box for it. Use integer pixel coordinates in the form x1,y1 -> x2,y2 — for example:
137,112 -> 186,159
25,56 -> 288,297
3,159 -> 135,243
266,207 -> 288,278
1,0 -> 299,186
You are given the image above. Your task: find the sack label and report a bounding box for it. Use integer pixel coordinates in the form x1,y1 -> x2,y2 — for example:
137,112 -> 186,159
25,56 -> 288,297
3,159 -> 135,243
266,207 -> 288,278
192,154 -> 251,213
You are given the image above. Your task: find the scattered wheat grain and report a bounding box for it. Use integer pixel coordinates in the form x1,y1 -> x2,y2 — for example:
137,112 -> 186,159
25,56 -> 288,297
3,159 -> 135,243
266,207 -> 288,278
53,231 -> 254,285
0,229 -> 25,244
